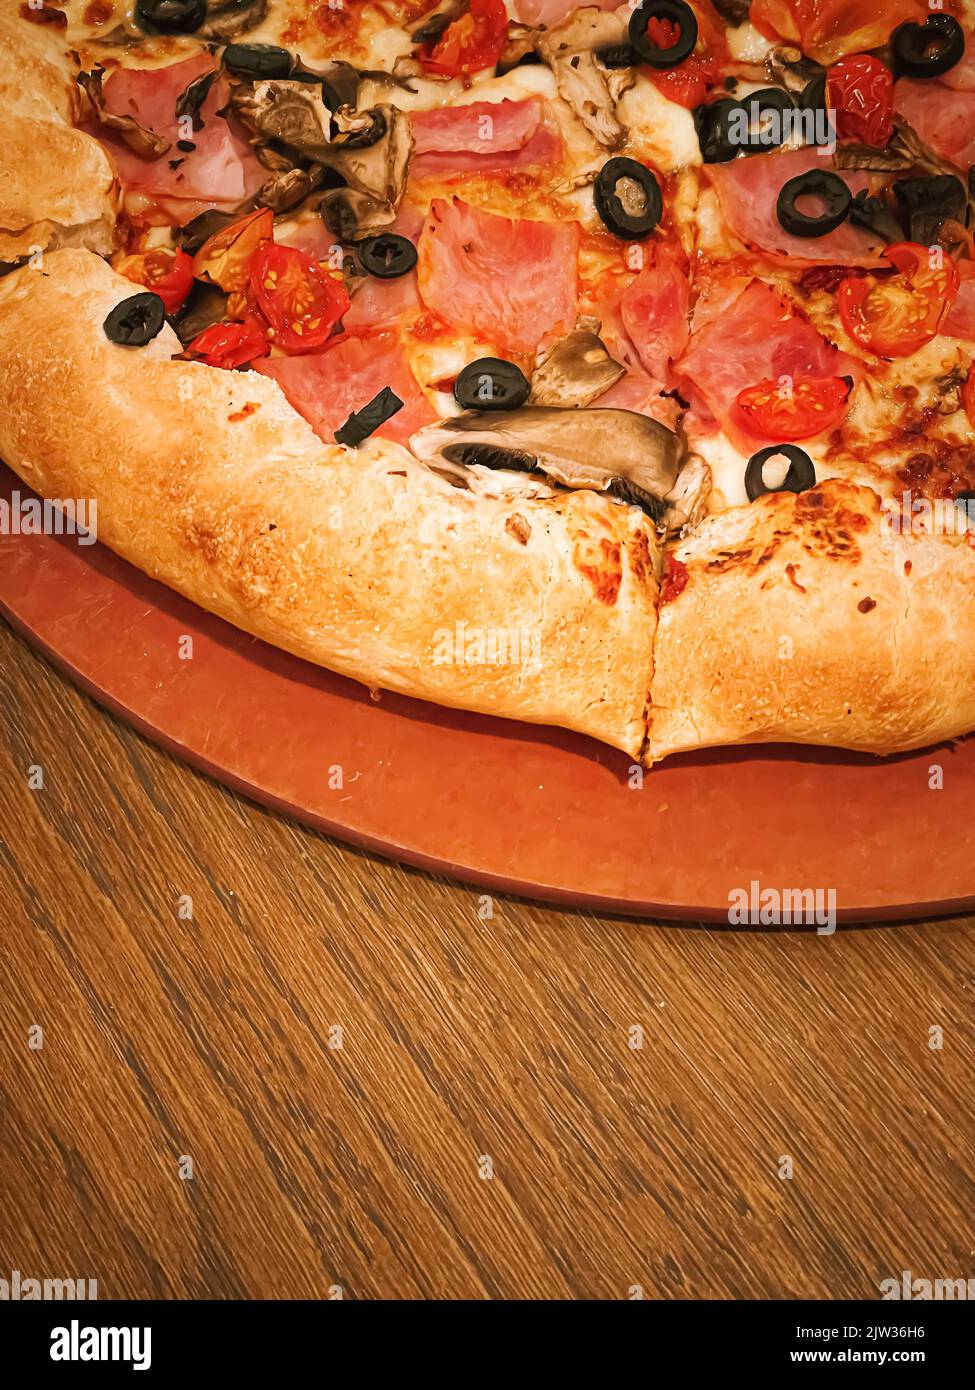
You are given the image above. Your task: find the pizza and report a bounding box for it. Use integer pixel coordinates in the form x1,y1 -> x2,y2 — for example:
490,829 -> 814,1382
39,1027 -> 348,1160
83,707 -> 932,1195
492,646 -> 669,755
1,0 -> 975,764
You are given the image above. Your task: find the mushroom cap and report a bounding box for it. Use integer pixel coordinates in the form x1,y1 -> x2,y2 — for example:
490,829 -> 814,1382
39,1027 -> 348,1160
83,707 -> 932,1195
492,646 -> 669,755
410,406 -> 683,508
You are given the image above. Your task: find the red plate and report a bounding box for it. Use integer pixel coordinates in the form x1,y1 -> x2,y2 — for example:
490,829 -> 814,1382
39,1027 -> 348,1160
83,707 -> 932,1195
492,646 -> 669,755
1,464 -> 973,921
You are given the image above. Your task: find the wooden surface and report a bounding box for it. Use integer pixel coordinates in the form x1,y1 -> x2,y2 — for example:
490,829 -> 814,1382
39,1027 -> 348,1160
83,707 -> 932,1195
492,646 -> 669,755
1,616 -> 972,1301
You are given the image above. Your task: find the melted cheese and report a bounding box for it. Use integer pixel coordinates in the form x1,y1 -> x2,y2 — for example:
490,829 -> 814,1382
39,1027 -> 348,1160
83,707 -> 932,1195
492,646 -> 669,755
618,76 -> 702,174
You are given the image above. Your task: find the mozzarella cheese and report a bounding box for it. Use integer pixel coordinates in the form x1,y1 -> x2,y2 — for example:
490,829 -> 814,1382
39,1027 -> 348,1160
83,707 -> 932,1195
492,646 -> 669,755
618,76 -> 702,174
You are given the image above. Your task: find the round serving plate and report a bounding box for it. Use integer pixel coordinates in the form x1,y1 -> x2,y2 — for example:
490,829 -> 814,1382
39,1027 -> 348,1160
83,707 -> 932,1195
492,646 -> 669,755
1,464 -> 972,921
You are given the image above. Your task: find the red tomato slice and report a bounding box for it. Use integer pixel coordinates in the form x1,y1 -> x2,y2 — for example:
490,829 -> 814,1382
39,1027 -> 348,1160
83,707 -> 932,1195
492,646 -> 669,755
192,208 -> 274,293
185,318 -> 269,370
838,242 -> 959,358
827,54 -> 894,148
736,375 -> 851,439
115,247 -> 194,314
419,0 -> 508,78
650,52 -> 720,109
249,243 -> 350,354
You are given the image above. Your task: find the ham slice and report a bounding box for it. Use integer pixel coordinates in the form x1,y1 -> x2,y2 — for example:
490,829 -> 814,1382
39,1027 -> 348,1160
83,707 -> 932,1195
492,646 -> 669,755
619,247 -> 690,383
514,0 -> 619,21
417,198 -> 579,356
709,150 -> 886,267
676,279 -> 854,442
411,99 -> 540,155
344,207 -> 425,332
749,0 -> 926,63
254,331 -> 436,448
412,122 -> 562,178
894,79 -> 975,169
941,262 -> 975,342
97,54 -> 265,217
942,36 -> 975,91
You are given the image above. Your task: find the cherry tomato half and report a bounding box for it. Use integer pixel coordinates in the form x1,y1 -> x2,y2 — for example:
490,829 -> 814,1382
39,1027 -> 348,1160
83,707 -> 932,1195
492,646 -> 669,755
192,208 -> 274,293
184,318 -> 269,370
249,243 -> 350,354
419,0 -> 508,78
650,51 -> 720,109
115,247 -> 194,315
827,54 -> 894,149
736,376 -> 852,440
838,241 -> 959,358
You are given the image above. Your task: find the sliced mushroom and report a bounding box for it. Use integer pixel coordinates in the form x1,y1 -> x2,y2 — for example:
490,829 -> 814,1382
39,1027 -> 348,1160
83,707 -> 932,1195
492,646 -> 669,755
538,11 -> 634,150
409,407 -> 683,520
319,106 -> 414,207
257,166 -> 321,214
765,45 -> 824,93
318,187 -> 398,241
228,79 -> 333,152
204,0 -> 269,40
529,328 -> 625,408
77,68 -> 170,160
499,24 -> 542,76
660,453 -> 711,532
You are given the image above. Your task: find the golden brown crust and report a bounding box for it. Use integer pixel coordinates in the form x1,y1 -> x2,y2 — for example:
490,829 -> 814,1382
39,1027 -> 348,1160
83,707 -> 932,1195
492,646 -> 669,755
0,14 -> 116,262
0,250 -> 658,756
0,10 -> 79,123
0,118 -> 116,261
649,480 -> 975,760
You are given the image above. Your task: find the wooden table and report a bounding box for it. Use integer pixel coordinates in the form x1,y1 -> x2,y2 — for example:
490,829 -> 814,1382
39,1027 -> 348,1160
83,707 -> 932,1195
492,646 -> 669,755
1,616 -> 971,1301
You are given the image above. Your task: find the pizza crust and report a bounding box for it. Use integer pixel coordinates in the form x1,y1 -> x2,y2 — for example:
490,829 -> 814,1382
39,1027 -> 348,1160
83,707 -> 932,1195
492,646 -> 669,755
650,481 -> 975,760
0,15 -> 116,263
0,250 -> 658,756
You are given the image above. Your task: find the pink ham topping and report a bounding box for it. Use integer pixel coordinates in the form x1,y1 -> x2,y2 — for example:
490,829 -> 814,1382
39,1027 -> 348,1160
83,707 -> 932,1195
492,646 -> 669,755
894,79 -> 975,169
253,331 -> 436,448
96,54 -> 265,220
417,198 -> 579,356
676,279 -> 855,440
709,149 -> 886,266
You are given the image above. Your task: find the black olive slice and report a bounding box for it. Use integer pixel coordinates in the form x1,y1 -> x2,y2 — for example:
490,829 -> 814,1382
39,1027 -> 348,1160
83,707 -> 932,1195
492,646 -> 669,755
693,97 -> 741,163
892,15 -> 965,80
334,387 -> 403,447
454,359 -> 530,411
222,43 -> 294,81
103,292 -> 166,347
135,0 -> 207,35
776,169 -> 851,238
594,157 -> 663,240
732,86 -> 795,154
357,233 -> 418,280
628,0 -> 698,70
745,445 -> 816,502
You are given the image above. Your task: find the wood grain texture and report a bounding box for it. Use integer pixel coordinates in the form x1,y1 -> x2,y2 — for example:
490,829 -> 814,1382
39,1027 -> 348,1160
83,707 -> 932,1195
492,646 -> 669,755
1,617 -> 973,1300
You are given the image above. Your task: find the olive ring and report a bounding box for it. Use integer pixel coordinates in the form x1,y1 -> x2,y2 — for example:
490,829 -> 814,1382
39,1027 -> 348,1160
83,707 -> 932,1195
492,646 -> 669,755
745,445 -> 817,502
891,15 -> 966,81
627,0 -> 698,70
777,170 -> 852,238
594,157 -> 663,240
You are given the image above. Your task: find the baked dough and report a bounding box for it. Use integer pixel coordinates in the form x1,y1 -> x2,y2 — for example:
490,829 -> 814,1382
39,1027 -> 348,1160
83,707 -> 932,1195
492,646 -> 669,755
0,250 -> 658,756
650,481 -> 975,760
